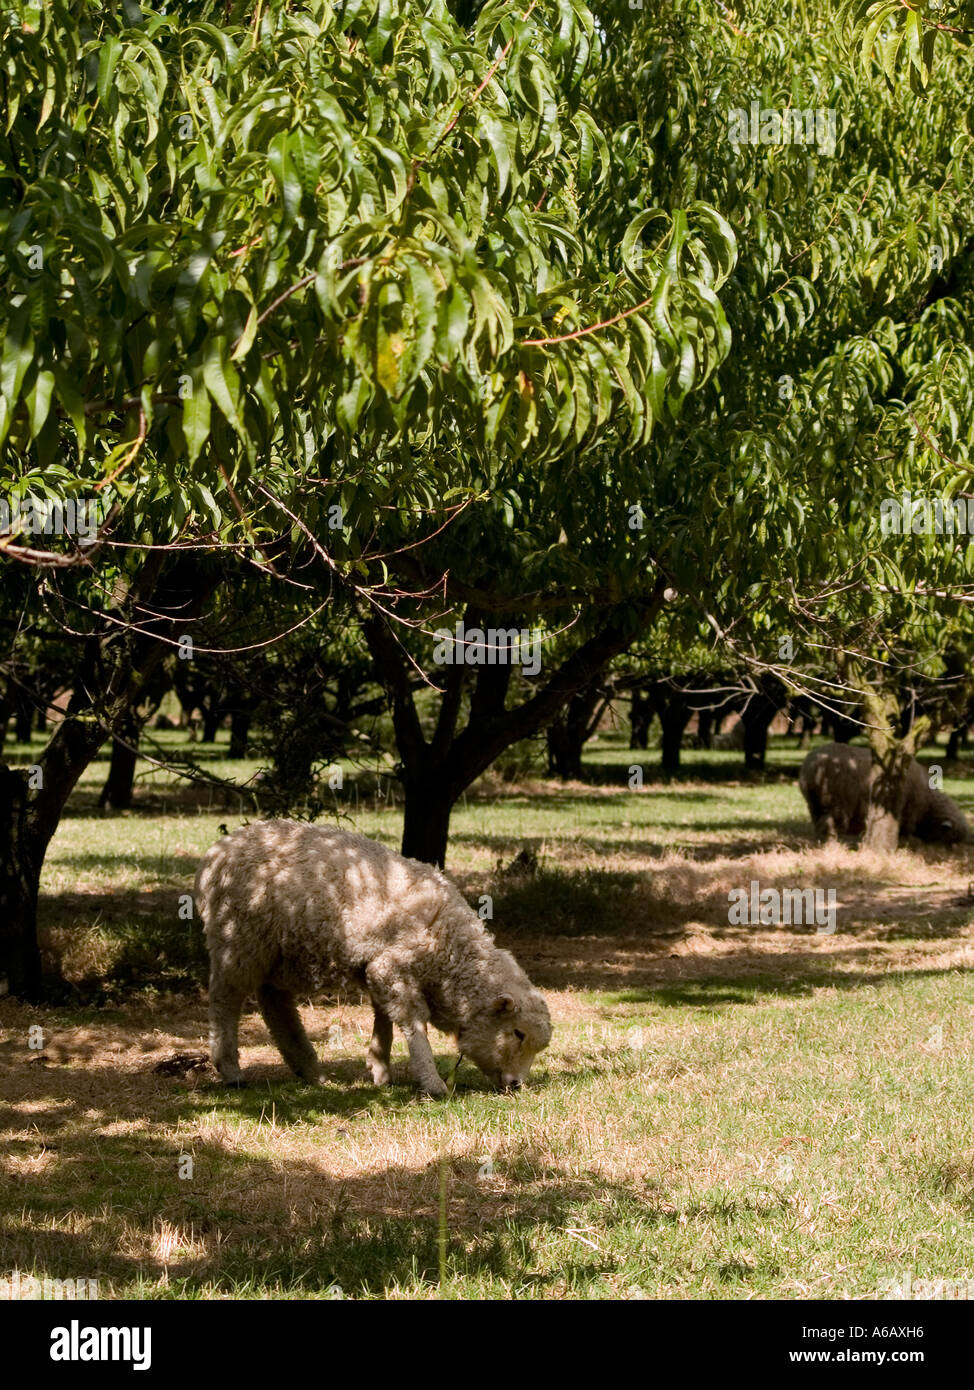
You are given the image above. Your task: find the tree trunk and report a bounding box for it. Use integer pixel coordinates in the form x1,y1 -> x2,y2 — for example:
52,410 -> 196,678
657,694 -> 691,772
14,705 -> 33,744
743,721 -> 767,768
98,726 -> 139,811
0,768 -> 43,1000
659,710 -> 687,770
547,723 -> 584,779
629,690 -> 652,749
789,697 -> 817,748
862,749 -> 912,852
2,554 -> 218,998
363,589 -> 667,868
741,682 -> 783,770
400,774 -> 453,868
97,660 -> 173,810
827,708 -> 860,743
228,710 -> 252,760
696,709 -> 714,749
201,708 -> 221,743
849,664 -> 928,854
546,676 -> 606,780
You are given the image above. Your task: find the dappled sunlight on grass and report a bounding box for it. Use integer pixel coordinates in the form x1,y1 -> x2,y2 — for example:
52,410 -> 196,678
3,730 -> 974,1296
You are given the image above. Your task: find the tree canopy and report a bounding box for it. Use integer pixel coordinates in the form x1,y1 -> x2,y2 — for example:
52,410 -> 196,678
5,0 -> 974,993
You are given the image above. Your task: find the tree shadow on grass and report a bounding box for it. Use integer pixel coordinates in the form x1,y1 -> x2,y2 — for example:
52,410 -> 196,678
34,843 -> 974,1007
474,754 -> 805,792
581,955 -> 974,1009
45,849 -> 200,875
486,859 -> 973,942
447,819 -> 813,853
455,787 -> 740,814
1,1123 -> 784,1299
0,1054 -> 660,1298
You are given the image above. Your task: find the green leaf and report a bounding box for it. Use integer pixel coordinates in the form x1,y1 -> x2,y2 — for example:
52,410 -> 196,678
230,303 -> 258,362
202,339 -> 243,431
97,37 -> 122,105
26,370 -> 54,438
182,380 -> 211,463
52,364 -> 87,455
0,303 -> 33,408
406,259 -> 438,381
268,133 -> 302,221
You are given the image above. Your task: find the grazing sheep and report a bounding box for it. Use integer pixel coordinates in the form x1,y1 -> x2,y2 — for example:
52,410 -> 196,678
195,821 -> 552,1097
799,743 -> 970,844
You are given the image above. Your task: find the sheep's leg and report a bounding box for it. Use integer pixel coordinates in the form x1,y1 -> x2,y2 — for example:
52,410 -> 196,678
366,1005 -> 394,1085
366,962 -> 448,1098
257,982 -> 321,1082
209,975 -> 248,1087
401,1024 -> 449,1097
805,793 -> 837,842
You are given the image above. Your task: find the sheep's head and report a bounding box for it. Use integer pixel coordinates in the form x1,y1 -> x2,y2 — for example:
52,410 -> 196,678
922,817 -> 968,845
917,790 -> 971,846
457,990 -> 552,1092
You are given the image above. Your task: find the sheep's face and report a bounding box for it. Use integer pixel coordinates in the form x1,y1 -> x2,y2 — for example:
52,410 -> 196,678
458,992 -> 552,1092
917,811 -> 970,845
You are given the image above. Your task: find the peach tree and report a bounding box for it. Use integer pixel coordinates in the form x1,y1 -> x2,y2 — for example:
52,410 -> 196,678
0,0 -> 734,991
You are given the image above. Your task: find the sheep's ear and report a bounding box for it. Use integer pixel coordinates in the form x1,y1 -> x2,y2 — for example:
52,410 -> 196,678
493,995 -> 515,1014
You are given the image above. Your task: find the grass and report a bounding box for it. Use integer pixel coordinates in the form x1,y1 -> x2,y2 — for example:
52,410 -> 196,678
2,724 -> 974,1298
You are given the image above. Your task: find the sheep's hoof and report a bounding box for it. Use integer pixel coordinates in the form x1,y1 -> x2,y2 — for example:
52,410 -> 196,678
295,1069 -> 324,1085
421,1080 -> 450,1099
369,1065 -> 393,1085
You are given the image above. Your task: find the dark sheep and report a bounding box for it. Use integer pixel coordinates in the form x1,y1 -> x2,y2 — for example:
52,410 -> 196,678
799,743 -> 970,845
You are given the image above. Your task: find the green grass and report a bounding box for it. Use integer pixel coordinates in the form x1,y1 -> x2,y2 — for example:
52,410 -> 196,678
2,724 -> 974,1297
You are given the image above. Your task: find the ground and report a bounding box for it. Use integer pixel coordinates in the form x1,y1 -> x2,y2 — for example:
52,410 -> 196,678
2,727 -> 974,1299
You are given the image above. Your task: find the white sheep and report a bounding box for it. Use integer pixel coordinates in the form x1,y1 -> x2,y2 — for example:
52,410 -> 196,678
195,820 -> 552,1096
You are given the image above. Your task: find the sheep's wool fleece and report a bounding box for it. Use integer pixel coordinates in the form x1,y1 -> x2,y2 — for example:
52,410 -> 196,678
196,820 -> 549,1035
798,742 -> 969,843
